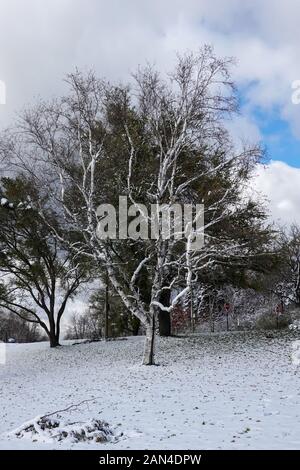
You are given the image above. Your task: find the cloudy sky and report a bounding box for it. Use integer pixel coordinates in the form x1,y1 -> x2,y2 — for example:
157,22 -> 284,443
0,0 -> 300,225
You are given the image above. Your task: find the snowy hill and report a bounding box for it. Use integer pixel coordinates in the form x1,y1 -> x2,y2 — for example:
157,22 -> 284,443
0,332 -> 300,449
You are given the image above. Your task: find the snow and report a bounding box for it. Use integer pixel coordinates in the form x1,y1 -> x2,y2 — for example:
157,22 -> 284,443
10,415 -> 116,445
290,319 -> 300,331
0,197 -> 14,209
0,197 -> 8,206
1,331 -> 300,450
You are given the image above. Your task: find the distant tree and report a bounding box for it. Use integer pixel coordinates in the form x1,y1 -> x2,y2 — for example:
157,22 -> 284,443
0,311 -> 45,343
269,224 -> 300,307
88,286 -> 140,338
65,311 -> 91,340
0,177 -> 88,347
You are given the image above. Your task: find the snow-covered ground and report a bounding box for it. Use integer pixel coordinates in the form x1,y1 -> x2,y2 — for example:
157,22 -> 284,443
1,331 -> 300,449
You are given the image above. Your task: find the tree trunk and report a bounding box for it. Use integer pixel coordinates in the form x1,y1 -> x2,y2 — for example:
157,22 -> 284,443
226,312 -> 229,331
143,317 -> 156,365
131,317 -> 140,336
55,322 -> 61,346
104,272 -> 110,340
49,333 -> 60,348
209,295 -> 215,333
158,289 -> 171,336
49,317 -> 60,348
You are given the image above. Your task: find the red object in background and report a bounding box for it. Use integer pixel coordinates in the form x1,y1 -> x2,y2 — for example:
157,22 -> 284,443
171,306 -> 190,332
275,303 -> 283,315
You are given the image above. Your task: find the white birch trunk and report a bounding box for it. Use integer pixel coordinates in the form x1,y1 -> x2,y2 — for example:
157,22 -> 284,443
142,314 -> 156,365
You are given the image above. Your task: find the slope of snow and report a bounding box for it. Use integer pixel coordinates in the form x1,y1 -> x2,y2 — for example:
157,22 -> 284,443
0,331 -> 300,449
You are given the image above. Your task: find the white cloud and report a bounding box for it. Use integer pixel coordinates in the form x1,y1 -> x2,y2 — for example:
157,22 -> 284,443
253,161 -> 300,225
0,0 -> 300,131
225,112 -> 262,151
0,1 -> 300,230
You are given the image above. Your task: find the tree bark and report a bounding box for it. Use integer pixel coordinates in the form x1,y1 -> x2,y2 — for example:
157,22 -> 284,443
104,272 -> 110,340
132,317 -> 140,336
49,334 -> 60,348
49,316 -> 60,348
158,289 -> 171,336
209,295 -> 215,333
143,316 -> 156,365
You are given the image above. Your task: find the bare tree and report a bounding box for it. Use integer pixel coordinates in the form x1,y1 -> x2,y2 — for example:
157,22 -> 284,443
65,312 -> 91,340
269,224 -> 300,306
0,311 -> 45,343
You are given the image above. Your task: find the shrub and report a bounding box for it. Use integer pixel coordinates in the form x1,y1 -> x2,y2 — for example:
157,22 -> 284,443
255,313 -> 291,330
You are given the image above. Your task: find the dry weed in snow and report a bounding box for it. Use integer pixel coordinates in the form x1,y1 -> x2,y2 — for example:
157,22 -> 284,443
10,416 -> 115,444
